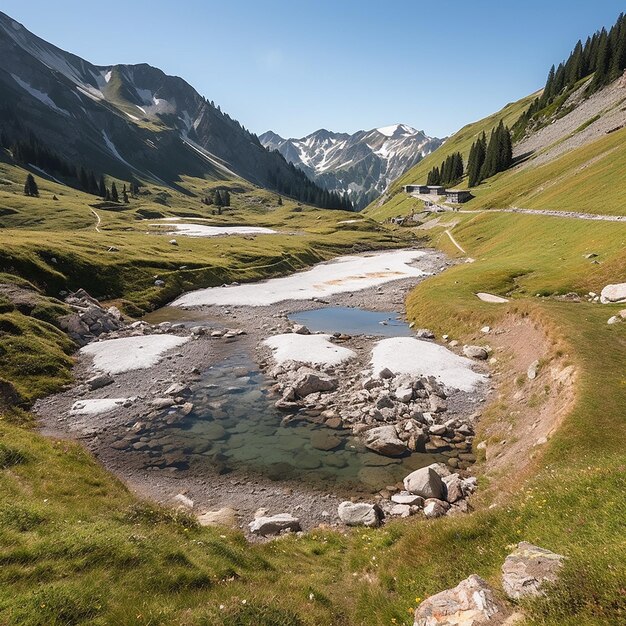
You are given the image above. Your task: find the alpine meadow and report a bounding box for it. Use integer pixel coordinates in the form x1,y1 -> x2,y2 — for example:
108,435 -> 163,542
0,4 -> 624,626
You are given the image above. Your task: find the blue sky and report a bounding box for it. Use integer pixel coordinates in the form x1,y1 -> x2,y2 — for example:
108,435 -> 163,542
3,1 -> 625,138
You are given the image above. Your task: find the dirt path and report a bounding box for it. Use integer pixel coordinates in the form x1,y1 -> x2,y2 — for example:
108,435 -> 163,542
444,228 -> 466,254
90,208 -> 102,232
455,207 -> 625,222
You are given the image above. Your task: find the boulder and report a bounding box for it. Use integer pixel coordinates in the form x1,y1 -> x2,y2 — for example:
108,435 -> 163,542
337,501 -> 382,527
395,387 -> 414,403
364,425 -> 408,457
403,467 -> 445,499
391,493 -> 424,506
197,507 -> 238,528
165,383 -> 191,397
501,542 -> 565,600
463,345 -> 488,360
416,329 -> 435,339
310,431 -> 342,451
389,504 -> 412,517
248,513 -> 301,536
292,324 -> 311,335
293,369 -> 338,397
423,498 -> 450,518
527,360 -> 540,380
378,367 -> 395,379
413,574 -> 510,626
86,374 -> 114,391
600,282 -> 626,304
442,473 -> 464,503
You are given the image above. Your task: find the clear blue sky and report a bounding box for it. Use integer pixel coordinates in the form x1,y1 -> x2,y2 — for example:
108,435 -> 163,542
3,1 -> 625,138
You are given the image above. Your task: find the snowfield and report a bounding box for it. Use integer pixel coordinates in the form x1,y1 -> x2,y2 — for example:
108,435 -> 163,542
371,337 -> 486,392
149,223 -> 277,237
80,335 -> 189,374
173,249 -> 429,307
264,333 -> 356,366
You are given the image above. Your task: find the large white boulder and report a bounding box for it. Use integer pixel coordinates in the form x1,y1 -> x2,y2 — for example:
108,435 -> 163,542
337,501 -> 382,527
600,283 -> 626,304
248,513 -> 301,536
403,467 -> 445,499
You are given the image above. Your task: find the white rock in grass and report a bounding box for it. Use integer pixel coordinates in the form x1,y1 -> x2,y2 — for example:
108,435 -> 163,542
463,345 -> 488,360
173,494 -> 194,510
248,513 -> 301,536
476,292 -> 509,304
403,467 -> 445,499
338,501 -> 382,527
600,283 -> 626,304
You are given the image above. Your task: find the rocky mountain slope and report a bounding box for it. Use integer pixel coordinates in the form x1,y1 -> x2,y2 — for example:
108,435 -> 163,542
260,124 -> 442,209
0,11 -> 339,206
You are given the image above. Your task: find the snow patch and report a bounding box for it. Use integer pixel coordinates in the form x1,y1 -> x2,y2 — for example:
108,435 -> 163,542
76,85 -> 103,102
371,337 -> 486,392
150,223 -> 277,238
104,70 -> 112,83
70,398 -> 129,416
11,74 -> 68,116
264,333 -> 356,366
376,124 -> 417,137
80,335 -> 189,375
476,292 -> 509,304
101,131 -> 133,168
173,249 -> 429,307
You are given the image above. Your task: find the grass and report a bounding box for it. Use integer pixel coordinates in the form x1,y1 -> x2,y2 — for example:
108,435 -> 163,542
0,205 -> 624,623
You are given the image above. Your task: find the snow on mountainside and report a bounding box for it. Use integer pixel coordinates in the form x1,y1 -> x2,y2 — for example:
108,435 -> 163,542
0,11 -> 330,204
260,125 -> 443,209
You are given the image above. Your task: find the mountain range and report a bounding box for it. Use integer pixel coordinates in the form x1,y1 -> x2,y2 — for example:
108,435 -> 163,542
0,11 -> 345,208
260,124 -> 442,209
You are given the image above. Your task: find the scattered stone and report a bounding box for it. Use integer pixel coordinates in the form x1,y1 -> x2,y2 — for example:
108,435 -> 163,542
165,383 -> 191,396
600,282 -> 626,304
248,513 -> 301,536
463,345 -> 488,360
395,387 -> 414,403
403,467 -> 445,499
378,367 -> 395,379
416,329 -> 435,339
414,574 -> 510,626
423,498 -> 450,518
172,493 -> 194,510
86,374 -> 113,390
337,501 -> 382,527
442,473 -> 463,503
364,425 -> 408,457
390,504 -> 412,517
481,326 -> 491,334
292,324 -> 310,335
310,431 -> 342,451
293,368 -> 338,397
391,493 -> 424,506
527,360 -> 540,380
501,542 -> 565,600
197,507 -> 238,528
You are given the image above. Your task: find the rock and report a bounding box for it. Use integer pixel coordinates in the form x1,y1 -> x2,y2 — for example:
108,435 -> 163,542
501,542 -> 565,600
248,513 -> 301,536
403,467 -> 445,499
292,324 -> 310,335
607,315 -> 621,325
362,377 -> 382,390
463,345 -> 488,360
390,504 -> 412,517
375,393 -> 395,409
378,367 -> 395,380
86,374 -> 113,390
197,507 -> 238,528
481,326 -> 491,333
310,431 -> 342,451
600,282 -> 626,304
364,425 -> 408,457
165,383 -> 191,397
416,328 -> 435,339
293,369 -> 338,397
337,501 -> 382,527
151,397 -> 176,409
423,498 -> 450,518
179,402 -> 194,416
172,493 -> 194,509
442,473 -> 464,503
527,360 -> 540,380
395,387 -> 414,403
429,424 -> 447,436
169,239 -> 178,246
391,493 -> 424,506
414,574 -> 510,626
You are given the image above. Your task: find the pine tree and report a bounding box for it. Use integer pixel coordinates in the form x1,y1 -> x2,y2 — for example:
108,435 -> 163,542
122,184 -> 129,203
98,175 -> 107,198
277,195 -> 283,206
590,29 -> 611,91
111,182 -> 119,203
24,173 -> 39,197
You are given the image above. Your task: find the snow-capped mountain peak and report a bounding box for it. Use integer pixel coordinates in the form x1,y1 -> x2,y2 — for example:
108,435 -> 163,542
260,125 -> 443,209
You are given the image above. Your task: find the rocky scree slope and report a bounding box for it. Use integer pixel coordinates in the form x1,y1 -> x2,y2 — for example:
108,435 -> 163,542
261,124 -> 442,209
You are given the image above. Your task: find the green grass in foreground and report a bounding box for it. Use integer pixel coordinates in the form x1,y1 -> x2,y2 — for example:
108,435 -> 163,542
0,210 -> 625,624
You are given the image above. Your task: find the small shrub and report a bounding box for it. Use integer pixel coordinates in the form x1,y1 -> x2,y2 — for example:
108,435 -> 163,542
0,442 -> 29,468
